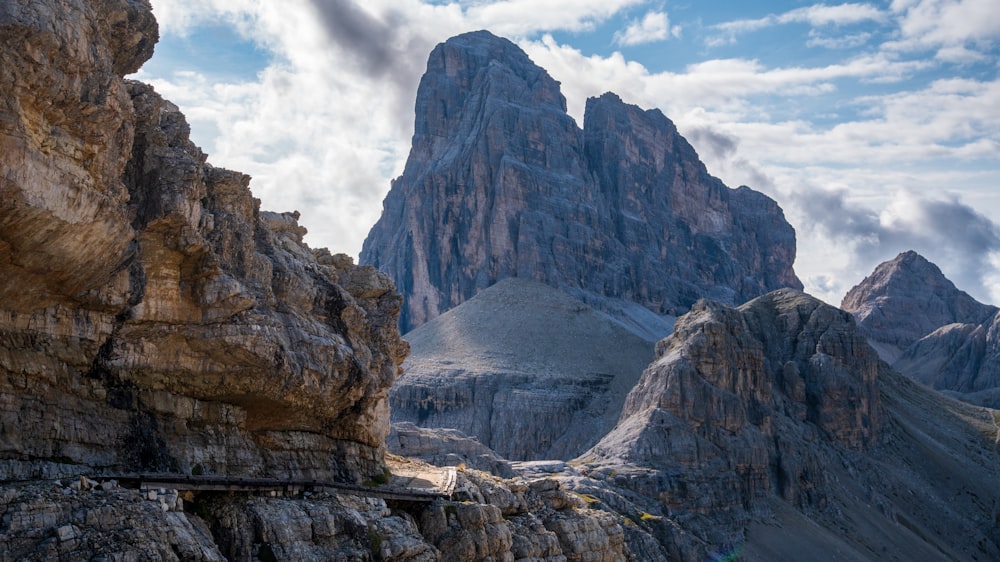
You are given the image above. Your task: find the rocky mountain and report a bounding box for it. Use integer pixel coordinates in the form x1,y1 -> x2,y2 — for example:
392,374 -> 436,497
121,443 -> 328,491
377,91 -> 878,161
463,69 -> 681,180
5,3 -> 999,560
0,2 -> 648,560
577,290 -> 1000,560
0,0 -> 408,484
843,251 -> 1000,407
841,250 -> 997,362
360,30 -> 801,334
391,278 -> 658,461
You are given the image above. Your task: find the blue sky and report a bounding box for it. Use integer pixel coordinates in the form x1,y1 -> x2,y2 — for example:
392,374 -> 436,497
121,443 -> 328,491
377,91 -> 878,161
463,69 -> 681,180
134,0 -> 1000,306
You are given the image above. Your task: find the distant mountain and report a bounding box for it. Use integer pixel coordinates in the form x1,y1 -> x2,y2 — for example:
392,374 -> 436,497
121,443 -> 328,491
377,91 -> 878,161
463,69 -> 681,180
361,30 -> 801,334
842,250 -> 1000,406
842,250 -> 996,362
391,277 -> 657,460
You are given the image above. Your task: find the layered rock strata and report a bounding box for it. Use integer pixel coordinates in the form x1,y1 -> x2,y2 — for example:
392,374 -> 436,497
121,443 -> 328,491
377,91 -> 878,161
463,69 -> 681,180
843,251 -> 1000,406
391,278 -> 656,461
1,465 -> 639,562
0,0 -> 406,483
361,30 -> 801,334
572,289 -> 1000,560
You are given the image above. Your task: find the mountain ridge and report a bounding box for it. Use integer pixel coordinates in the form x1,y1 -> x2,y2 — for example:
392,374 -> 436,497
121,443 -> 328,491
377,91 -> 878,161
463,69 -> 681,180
361,30 -> 801,334
844,250 -> 1000,407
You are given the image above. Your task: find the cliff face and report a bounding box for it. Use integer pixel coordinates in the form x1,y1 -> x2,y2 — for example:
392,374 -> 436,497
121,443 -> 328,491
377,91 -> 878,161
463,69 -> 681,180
843,251 -> 1000,406
361,30 -> 801,333
591,290 -> 882,509
0,4 -> 637,560
0,0 -> 407,483
577,290 -> 1000,560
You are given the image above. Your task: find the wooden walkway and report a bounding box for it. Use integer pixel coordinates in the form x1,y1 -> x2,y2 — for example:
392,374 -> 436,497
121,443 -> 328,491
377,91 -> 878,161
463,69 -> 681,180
106,467 -> 457,503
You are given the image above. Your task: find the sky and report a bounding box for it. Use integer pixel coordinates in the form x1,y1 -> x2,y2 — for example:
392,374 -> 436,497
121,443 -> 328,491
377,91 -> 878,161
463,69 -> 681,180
133,0 -> 1000,307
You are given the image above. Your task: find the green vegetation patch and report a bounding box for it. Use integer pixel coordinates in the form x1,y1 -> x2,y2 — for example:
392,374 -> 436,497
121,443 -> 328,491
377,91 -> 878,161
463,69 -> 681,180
573,492 -> 601,504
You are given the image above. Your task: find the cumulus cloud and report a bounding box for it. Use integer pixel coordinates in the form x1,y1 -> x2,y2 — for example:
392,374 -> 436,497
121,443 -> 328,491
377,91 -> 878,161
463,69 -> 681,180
888,0 -> 1000,56
613,11 -> 679,46
789,188 -> 1000,304
685,126 -> 739,161
306,0 -> 401,76
138,0 -> 1000,307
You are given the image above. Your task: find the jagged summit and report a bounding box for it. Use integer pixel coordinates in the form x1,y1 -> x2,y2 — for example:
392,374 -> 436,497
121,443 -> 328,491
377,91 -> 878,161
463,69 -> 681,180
584,288 -> 1000,560
845,251 -> 1000,407
361,30 -> 802,333
842,250 -> 997,362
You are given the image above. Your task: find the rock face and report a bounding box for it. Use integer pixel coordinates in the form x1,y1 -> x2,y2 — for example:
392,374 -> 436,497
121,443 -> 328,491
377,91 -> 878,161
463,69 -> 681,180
0,4 -> 636,560
0,0 -> 407,483
0,464 -> 638,562
841,250 -> 997,362
391,278 -> 656,461
893,316 -> 1000,407
387,422 -> 515,478
360,30 -> 801,334
574,289 -> 1000,561
590,290 -> 882,513
843,251 -> 1000,407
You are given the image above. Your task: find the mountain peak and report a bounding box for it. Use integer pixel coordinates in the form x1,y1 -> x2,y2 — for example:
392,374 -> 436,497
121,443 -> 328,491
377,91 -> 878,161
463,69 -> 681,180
362,31 -> 801,332
842,250 -> 996,359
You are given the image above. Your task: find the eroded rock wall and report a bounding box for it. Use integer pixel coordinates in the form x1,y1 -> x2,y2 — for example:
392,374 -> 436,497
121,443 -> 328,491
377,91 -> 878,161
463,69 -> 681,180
361,30 -> 801,333
0,0 -> 406,483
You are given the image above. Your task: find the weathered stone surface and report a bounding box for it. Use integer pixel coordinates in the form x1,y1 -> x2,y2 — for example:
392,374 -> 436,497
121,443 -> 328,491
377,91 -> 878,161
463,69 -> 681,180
841,250 -> 997,362
893,310 -> 1000,407
0,0 -> 406,483
361,30 -> 801,334
843,250 -> 1000,407
388,422 -> 515,478
590,290 -> 881,520
0,481 -> 224,561
573,288 -> 1000,561
391,278 -> 655,461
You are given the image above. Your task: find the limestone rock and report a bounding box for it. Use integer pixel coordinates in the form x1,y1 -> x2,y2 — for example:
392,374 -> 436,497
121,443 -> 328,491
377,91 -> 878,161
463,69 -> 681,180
391,278 -> 655,461
893,310 -> 1000,407
361,30 -> 801,333
590,290 -> 881,515
574,288 -> 1000,561
843,250 -> 1000,407
0,0 -> 406,483
841,250 -> 996,362
0,482 -> 224,561
388,422 -> 515,478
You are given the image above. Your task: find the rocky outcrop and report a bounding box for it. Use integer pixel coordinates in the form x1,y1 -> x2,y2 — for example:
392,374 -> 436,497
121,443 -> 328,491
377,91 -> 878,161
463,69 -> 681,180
843,251 -> 1000,407
589,290 -> 881,517
0,465 -> 640,562
569,289 -> 1000,561
0,0 -> 406,483
841,250 -> 997,362
893,309 -> 1000,407
391,278 -> 656,461
388,422 -> 515,478
361,30 -> 801,334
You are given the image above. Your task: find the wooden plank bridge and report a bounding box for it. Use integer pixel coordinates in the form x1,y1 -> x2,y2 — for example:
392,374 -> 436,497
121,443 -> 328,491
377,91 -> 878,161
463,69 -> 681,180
104,466 -> 457,503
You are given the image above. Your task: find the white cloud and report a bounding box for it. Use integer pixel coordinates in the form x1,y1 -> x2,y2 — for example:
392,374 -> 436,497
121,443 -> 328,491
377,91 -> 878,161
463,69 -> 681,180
807,30 -> 872,49
464,0 -> 646,35
890,0 -> 1000,48
613,11 -> 680,46
710,2 -> 887,44
138,0 -> 1000,308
